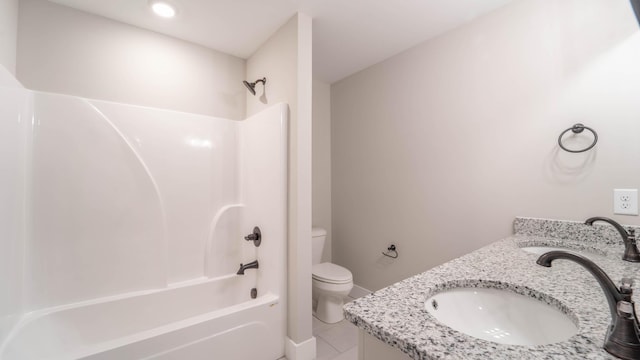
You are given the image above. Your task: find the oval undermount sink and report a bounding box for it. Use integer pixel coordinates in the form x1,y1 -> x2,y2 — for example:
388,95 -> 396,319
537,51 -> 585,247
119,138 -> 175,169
425,287 -> 577,346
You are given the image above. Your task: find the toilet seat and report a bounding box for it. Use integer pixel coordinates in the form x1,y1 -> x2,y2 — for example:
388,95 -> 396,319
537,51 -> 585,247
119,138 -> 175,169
312,263 -> 352,284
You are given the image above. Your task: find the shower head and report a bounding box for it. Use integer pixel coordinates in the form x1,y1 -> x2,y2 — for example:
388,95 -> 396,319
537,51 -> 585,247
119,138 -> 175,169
632,0 -> 640,26
243,77 -> 266,96
243,80 -> 256,95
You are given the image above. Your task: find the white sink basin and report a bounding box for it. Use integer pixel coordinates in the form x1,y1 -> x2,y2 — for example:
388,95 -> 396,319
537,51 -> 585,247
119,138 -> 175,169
425,287 -> 577,346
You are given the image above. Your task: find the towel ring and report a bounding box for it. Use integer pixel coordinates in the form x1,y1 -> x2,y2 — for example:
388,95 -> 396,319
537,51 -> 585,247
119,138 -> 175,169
558,123 -> 598,153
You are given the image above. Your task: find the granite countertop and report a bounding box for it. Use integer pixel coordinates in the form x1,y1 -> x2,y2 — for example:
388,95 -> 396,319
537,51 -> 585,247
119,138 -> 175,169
343,217 -> 640,359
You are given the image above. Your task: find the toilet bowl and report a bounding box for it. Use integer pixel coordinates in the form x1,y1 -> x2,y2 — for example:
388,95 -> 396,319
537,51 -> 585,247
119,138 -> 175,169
312,228 -> 353,323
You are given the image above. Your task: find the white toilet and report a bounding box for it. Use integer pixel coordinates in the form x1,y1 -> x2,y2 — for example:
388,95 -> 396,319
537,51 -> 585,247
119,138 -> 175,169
312,227 -> 353,324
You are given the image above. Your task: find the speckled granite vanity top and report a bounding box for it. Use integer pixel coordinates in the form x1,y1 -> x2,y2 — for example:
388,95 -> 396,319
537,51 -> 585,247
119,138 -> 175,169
343,217 -> 640,359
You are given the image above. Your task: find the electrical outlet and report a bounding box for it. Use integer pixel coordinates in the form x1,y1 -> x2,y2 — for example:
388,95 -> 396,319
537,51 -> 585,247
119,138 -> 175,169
614,189 -> 638,215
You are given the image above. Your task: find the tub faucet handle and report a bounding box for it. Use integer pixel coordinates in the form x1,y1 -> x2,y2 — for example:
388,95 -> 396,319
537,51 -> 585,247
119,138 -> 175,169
244,226 -> 261,247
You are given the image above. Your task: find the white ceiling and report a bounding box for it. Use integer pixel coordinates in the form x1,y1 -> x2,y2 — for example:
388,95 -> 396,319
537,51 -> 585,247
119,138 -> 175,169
48,0 -> 515,83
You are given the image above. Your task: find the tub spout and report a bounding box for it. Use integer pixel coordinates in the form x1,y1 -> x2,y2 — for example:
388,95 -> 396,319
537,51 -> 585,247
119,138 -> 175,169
237,260 -> 259,275
537,251 -> 640,359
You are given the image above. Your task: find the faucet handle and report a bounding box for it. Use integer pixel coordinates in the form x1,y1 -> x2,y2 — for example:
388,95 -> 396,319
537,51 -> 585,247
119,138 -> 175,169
244,226 -> 262,247
620,278 -> 634,294
617,301 -> 636,318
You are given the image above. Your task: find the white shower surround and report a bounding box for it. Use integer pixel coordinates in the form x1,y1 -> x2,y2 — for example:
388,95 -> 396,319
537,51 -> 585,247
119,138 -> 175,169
0,69 -> 288,359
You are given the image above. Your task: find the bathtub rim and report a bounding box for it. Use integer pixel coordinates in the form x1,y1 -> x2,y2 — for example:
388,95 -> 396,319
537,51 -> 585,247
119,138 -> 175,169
57,293 -> 280,360
0,273 -> 265,357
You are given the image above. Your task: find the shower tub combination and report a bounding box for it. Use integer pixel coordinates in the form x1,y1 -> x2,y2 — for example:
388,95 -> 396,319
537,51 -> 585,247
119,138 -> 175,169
0,68 -> 288,360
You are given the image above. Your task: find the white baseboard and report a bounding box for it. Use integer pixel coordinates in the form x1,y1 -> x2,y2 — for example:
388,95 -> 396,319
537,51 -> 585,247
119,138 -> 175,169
285,336 -> 316,360
349,284 -> 372,299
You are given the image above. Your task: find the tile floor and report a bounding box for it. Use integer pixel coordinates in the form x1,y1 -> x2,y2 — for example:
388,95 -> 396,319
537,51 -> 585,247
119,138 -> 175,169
313,316 -> 358,360
277,296 -> 359,360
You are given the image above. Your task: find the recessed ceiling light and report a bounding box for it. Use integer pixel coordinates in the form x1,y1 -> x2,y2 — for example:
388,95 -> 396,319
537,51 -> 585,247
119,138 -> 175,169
150,1 -> 177,18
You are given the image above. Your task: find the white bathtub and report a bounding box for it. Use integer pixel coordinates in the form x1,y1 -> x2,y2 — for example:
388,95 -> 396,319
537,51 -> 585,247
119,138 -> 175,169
1,274 -> 285,360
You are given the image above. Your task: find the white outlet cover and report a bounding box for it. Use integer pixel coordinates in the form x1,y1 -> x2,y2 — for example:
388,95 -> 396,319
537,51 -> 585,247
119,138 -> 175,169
614,189 -> 638,215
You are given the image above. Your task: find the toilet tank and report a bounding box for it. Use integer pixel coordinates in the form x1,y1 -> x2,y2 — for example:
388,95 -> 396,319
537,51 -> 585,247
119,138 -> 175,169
311,227 -> 327,265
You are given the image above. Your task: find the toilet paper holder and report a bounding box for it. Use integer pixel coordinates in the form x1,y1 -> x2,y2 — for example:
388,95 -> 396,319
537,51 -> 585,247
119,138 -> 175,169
382,244 -> 398,259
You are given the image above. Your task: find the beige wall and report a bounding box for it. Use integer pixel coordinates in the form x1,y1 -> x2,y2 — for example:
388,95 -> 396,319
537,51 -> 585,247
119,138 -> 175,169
312,78 -> 332,262
17,0 -> 246,119
331,0 -> 640,291
246,13 -> 314,355
0,0 -> 18,74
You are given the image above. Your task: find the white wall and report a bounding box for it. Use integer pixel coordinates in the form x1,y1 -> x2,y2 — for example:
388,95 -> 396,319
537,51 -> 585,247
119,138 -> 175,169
312,79 -> 332,262
0,0 -> 18,74
246,17 -> 298,118
246,13 -> 315,356
17,0 -> 246,119
331,0 -> 640,291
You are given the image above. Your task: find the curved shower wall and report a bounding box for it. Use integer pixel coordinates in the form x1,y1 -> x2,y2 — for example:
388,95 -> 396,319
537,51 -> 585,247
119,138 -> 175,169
25,93 -> 287,305
88,99 -> 240,284
27,93 -> 168,310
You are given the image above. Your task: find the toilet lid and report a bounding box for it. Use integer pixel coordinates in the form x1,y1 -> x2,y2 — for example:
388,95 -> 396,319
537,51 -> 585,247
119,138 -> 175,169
312,263 -> 352,284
